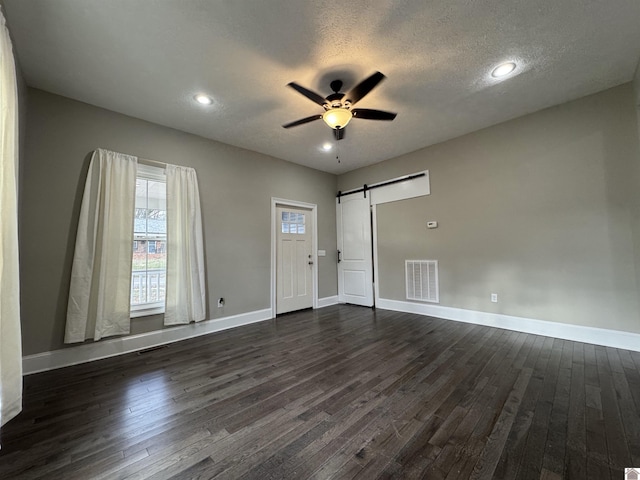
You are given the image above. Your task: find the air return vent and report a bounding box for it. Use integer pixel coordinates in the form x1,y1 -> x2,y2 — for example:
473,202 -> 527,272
406,260 -> 439,303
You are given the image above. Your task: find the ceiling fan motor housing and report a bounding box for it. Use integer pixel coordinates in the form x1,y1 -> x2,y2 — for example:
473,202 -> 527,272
326,91 -> 345,109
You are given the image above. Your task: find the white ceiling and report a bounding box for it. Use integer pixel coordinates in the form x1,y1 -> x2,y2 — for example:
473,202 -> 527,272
4,0 -> 640,174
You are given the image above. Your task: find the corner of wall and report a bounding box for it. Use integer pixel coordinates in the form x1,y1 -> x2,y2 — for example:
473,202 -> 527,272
634,56 -> 640,107
631,57 -> 640,325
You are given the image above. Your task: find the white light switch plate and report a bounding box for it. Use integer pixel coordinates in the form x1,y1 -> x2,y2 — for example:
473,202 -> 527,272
318,250 -> 326,257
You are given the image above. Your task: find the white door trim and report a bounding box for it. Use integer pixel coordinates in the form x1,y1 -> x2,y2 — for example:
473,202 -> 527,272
372,203 -> 380,305
271,198 -> 318,318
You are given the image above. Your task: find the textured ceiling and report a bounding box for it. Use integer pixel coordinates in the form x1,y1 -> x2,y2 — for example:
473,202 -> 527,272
4,0 -> 640,174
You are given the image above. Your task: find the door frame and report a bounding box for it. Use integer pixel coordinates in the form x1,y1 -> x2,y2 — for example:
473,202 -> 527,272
337,170 -> 431,306
372,203 -> 380,305
270,197 -> 318,318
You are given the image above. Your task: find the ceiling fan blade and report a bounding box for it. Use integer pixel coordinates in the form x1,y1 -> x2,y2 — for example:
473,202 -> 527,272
352,109 -> 397,121
344,71 -> 386,106
334,127 -> 345,140
287,82 -> 327,106
282,115 -> 323,129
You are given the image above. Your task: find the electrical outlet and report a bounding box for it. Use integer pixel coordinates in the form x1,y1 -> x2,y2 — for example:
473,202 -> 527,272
217,297 -> 225,307
491,293 -> 498,303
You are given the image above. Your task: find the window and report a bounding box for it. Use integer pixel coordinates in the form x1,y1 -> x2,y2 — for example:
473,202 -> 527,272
281,211 -> 305,234
66,151 -> 206,340
131,164 -> 166,316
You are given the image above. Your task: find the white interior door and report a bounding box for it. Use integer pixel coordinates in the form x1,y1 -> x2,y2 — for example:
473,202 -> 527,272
337,194 -> 374,307
276,206 -> 313,314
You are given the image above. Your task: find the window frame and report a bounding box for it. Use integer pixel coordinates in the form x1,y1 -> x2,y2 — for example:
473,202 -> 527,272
281,210 -> 306,235
131,164 -> 167,318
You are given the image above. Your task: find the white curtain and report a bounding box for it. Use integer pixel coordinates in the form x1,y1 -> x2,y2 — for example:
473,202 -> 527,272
164,165 -> 206,325
0,9 -> 22,428
64,149 -> 137,343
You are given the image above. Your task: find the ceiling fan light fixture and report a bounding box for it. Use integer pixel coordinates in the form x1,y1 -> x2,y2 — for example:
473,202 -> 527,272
194,93 -> 213,105
491,62 -> 517,78
322,108 -> 353,130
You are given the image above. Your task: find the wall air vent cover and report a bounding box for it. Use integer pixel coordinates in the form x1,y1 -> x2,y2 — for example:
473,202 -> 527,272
405,260 -> 439,303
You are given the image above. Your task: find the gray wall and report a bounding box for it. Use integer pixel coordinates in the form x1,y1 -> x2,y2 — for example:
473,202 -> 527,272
21,81 -> 640,355
339,83 -> 640,334
21,88 -> 338,355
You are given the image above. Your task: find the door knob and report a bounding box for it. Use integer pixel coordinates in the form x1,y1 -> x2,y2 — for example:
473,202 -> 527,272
308,261 -> 314,265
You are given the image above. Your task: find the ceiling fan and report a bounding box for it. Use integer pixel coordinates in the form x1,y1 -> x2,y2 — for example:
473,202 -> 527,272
282,71 -> 397,140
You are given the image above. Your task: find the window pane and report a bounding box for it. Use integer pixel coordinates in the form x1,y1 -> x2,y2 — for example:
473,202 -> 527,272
131,173 -> 167,309
134,209 -> 147,234
135,179 -> 148,209
147,210 -> 166,234
147,180 -> 166,200
131,273 -> 144,304
147,271 -> 166,303
280,211 -> 309,235
148,241 -> 166,270
132,240 -> 147,271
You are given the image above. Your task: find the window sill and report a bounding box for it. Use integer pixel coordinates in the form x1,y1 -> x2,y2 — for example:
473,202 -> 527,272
131,305 -> 165,318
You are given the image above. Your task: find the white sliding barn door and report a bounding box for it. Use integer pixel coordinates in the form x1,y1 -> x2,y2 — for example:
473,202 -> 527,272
276,206 -> 314,314
336,194 -> 374,307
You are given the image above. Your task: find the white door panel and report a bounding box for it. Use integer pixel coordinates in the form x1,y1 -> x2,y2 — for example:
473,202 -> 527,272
337,195 -> 374,307
277,206 -> 313,314
342,270 -> 367,297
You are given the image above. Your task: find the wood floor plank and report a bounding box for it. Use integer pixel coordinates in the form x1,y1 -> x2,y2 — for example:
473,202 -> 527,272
583,344 -> 611,480
595,346 -> 632,476
563,341 -> 587,479
541,339 -> 571,476
1,305 -> 639,479
469,367 -> 532,480
607,348 -> 640,466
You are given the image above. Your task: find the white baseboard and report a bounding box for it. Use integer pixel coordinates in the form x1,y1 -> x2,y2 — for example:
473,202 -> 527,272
376,298 -> 640,352
318,295 -> 339,308
28,298 -> 637,375
22,308 -> 273,375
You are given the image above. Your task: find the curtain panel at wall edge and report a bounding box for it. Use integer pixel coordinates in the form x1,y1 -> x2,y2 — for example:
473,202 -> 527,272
64,149 -> 137,343
0,9 -> 22,430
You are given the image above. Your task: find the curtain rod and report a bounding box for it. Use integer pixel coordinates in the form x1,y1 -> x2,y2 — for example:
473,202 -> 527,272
336,172 -> 426,202
138,157 -> 168,168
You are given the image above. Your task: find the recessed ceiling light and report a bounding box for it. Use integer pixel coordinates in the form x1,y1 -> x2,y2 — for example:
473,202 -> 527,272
491,62 -> 517,78
322,143 -> 332,151
194,93 -> 213,105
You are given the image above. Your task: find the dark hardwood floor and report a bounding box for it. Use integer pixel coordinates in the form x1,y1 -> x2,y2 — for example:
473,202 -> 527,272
1,305 -> 639,479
